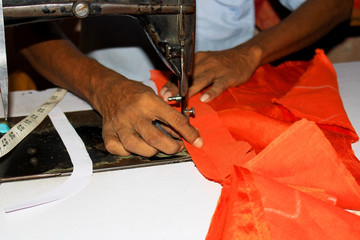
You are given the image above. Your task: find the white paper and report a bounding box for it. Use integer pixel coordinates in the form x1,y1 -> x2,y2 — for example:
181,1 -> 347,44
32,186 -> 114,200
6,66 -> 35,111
5,107 -> 93,213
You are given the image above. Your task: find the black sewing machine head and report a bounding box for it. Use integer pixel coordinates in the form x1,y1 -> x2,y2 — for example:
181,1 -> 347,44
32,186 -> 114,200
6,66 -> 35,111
3,0 -> 195,115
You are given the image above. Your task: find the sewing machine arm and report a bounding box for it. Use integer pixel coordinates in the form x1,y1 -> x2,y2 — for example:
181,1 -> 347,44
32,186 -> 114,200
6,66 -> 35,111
2,0 -> 195,116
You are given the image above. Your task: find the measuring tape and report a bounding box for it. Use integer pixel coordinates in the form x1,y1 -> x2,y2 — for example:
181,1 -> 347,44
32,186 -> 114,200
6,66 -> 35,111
0,88 -> 67,157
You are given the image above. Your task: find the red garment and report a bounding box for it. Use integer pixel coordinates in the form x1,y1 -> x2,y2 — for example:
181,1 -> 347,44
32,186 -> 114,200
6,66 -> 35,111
152,49 -> 360,239
254,0 -> 281,30
354,0 -> 360,10
352,0 -> 360,26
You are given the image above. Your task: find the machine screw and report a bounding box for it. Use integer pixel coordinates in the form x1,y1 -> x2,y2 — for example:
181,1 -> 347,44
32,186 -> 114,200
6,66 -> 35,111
73,1 -> 90,18
168,96 -> 182,102
184,107 -> 195,117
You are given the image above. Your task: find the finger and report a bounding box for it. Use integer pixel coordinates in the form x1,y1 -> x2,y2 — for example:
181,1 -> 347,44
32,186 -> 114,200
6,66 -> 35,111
156,121 -> 182,139
103,123 -> 159,157
159,86 -> 168,97
102,128 -> 131,156
118,129 -> 159,157
134,118 -> 184,155
200,77 -> 230,102
189,69 -> 215,98
160,81 -> 179,101
191,57 -> 221,98
157,107 -> 203,149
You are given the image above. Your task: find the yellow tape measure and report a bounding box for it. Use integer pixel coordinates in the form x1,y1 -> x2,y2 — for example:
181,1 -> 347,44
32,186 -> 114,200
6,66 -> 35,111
0,88 -> 67,157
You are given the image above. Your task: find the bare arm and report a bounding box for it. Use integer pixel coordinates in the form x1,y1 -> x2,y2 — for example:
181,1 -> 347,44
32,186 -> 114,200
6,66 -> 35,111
15,22 -> 203,157
253,0 -> 353,65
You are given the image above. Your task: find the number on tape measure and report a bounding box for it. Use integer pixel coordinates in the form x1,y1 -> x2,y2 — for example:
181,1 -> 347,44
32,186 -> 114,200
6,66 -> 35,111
0,88 -> 67,157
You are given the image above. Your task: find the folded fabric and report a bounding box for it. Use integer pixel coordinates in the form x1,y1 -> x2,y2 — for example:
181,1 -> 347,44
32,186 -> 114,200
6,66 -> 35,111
151,49 -> 360,239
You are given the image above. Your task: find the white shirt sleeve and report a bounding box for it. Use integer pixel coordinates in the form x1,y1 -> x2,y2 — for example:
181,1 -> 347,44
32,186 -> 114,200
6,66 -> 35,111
195,0 -> 255,52
278,0 -> 307,11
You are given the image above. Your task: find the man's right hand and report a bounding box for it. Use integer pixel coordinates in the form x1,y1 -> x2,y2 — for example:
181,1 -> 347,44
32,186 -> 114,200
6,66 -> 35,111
17,22 -> 203,157
89,69 -> 203,157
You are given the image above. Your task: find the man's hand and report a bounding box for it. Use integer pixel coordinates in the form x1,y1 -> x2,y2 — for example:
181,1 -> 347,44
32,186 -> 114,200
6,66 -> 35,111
91,73 -> 203,157
17,22 -> 202,158
160,0 -> 353,103
160,45 -> 262,102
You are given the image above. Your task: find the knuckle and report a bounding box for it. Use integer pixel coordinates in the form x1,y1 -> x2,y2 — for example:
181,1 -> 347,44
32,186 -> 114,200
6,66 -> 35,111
140,127 -> 182,155
125,90 -> 155,112
120,133 -> 158,157
104,139 -> 130,156
144,132 -> 161,147
171,113 -> 188,127
138,92 -> 160,110
208,87 -> 222,98
140,90 -> 154,100
142,130 -> 166,148
104,140 -> 115,152
121,135 -> 139,152
212,79 -> 232,93
217,83 -> 228,93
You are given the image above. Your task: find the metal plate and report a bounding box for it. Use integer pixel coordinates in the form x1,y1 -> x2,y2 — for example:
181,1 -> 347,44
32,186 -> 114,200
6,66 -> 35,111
0,110 -> 191,183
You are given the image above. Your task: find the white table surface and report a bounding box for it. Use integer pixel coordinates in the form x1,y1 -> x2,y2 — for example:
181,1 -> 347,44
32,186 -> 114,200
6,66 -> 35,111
0,61 -> 359,240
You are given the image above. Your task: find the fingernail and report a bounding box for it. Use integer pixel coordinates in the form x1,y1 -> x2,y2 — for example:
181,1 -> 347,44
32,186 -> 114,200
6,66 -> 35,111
159,87 -> 168,97
192,137 -> 203,148
163,91 -> 172,101
200,93 -> 210,102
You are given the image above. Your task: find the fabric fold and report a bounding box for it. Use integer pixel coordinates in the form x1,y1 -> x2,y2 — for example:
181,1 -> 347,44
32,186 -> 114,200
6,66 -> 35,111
244,119 -> 360,210
273,49 -> 358,142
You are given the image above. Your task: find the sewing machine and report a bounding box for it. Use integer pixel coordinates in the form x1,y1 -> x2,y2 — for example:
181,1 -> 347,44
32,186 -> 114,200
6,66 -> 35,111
2,0 -> 196,119
0,0 -> 196,181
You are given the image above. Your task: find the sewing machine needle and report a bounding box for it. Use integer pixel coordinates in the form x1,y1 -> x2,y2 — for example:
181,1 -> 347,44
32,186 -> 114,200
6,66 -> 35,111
0,0 -> 8,121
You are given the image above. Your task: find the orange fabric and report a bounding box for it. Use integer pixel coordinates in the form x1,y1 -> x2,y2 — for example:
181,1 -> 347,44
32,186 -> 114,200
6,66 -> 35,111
207,167 -> 272,240
351,0 -> 360,26
151,49 -> 360,239
245,119 -> 360,209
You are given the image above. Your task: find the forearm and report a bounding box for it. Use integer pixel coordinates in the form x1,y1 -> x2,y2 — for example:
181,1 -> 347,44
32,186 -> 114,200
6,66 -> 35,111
14,22 -> 203,157
242,0 -> 353,65
22,39 -> 91,97
16,22 -> 122,110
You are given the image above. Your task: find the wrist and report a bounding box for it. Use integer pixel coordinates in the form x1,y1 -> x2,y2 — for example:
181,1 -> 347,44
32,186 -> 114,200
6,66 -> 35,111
234,42 -> 264,69
86,59 -> 130,114
86,58 -> 113,112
